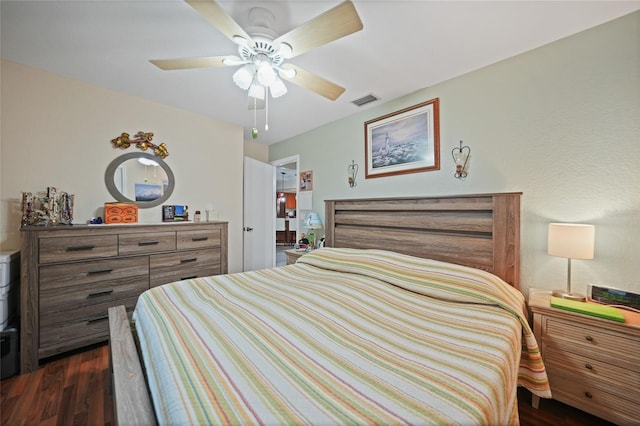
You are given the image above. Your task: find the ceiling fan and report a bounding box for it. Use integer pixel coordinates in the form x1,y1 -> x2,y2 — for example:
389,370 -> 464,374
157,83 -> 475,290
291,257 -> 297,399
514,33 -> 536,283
150,0 -> 363,105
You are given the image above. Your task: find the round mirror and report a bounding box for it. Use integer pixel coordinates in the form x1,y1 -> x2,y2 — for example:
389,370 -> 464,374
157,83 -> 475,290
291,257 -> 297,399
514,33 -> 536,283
105,152 -> 175,208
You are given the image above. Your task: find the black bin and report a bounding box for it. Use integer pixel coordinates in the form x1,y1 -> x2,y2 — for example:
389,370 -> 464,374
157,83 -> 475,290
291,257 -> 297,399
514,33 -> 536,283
1,325 -> 19,380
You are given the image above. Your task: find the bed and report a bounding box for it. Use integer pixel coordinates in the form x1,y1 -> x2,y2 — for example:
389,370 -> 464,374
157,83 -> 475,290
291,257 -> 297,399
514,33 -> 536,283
108,192 -> 552,425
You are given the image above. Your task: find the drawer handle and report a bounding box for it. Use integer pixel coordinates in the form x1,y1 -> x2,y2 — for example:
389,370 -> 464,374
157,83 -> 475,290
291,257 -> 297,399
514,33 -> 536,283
181,257 -> 197,264
87,314 -> 109,324
584,391 -> 593,399
87,268 -> 113,275
181,275 -> 197,280
138,240 -> 160,246
192,237 -> 208,242
585,335 -> 594,342
87,289 -> 114,298
67,244 -> 95,251
584,363 -> 593,370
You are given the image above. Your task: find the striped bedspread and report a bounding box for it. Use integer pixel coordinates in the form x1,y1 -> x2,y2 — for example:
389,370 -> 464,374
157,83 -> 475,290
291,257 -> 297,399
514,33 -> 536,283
133,248 -> 550,425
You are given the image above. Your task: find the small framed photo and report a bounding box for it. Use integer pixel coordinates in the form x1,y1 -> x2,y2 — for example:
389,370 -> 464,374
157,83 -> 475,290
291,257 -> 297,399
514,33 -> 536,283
365,98 -> 440,179
300,170 -> 313,191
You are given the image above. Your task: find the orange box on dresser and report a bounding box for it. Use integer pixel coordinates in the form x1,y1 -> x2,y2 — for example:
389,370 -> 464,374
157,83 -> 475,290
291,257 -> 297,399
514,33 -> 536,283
104,202 -> 138,224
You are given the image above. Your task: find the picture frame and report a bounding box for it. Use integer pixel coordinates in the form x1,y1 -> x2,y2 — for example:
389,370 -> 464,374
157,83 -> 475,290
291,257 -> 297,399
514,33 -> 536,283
365,98 -> 440,179
300,170 -> 313,191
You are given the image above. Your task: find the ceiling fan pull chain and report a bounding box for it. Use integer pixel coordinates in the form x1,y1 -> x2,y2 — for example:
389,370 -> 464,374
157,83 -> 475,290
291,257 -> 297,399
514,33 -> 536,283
265,93 -> 269,131
252,97 -> 258,140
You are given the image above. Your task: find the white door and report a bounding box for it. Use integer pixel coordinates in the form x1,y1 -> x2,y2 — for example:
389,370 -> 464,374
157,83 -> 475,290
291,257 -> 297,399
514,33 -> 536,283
243,157 -> 275,271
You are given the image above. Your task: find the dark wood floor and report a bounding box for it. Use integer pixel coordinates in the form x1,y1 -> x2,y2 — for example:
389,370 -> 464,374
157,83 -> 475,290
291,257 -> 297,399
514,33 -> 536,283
1,343 -> 615,426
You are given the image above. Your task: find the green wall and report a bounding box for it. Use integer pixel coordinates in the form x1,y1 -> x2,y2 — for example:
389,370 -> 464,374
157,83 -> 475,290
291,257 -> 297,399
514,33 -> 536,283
270,11 -> 640,296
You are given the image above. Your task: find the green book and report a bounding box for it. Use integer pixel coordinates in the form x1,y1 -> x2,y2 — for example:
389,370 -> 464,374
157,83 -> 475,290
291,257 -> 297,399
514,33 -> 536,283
550,296 -> 625,322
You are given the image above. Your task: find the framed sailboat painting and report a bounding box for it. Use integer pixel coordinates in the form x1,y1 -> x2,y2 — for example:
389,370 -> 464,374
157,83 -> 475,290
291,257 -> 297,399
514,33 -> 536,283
364,98 -> 440,179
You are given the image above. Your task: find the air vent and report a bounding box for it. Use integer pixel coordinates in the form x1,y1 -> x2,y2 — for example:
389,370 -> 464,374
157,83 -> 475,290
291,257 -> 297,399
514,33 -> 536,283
352,94 -> 379,107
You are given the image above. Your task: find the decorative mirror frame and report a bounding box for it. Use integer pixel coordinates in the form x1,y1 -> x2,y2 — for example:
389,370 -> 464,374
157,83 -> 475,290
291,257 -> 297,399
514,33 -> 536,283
105,152 -> 175,208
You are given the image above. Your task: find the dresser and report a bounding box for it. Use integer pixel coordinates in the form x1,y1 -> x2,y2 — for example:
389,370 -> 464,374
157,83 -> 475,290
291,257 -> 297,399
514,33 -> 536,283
528,289 -> 640,424
20,222 -> 228,373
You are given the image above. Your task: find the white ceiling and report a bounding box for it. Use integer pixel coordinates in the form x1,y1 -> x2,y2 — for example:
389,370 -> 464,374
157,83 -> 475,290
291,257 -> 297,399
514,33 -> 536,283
2,1 -> 639,145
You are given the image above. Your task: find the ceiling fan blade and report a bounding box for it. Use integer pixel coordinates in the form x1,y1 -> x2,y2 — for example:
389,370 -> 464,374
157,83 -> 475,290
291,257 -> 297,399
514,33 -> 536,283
274,1 -> 363,59
149,56 -> 241,70
185,0 -> 253,46
280,64 -> 345,101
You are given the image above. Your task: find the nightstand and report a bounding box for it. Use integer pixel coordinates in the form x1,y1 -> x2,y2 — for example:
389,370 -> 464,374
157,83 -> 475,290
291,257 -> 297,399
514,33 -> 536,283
285,249 -> 308,265
528,289 -> 640,424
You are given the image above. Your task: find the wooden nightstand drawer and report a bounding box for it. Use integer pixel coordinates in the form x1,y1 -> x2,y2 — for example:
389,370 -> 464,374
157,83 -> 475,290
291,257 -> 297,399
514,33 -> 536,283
543,346 -> 640,401
543,317 -> 640,368
119,231 -> 176,255
548,374 -> 640,425
177,228 -> 221,250
149,248 -> 221,287
39,234 -> 118,263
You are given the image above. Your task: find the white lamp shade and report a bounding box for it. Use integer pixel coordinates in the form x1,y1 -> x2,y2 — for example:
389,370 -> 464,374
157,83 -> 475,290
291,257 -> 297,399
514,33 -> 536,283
232,64 -> 254,90
248,82 -> 265,100
548,223 -> 595,259
269,77 -> 288,98
256,61 -> 277,86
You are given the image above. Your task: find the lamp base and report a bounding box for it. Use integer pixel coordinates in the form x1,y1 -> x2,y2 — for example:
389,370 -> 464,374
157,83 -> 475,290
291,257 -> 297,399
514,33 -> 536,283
552,289 -> 586,302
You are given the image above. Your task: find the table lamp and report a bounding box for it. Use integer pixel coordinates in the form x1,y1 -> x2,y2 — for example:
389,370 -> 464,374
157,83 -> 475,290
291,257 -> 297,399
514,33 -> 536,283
304,212 -> 323,248
548,223 -> 595,301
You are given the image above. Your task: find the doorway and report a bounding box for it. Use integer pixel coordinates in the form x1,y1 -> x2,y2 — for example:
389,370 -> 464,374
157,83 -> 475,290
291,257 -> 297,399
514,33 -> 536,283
272,155 -> 299,266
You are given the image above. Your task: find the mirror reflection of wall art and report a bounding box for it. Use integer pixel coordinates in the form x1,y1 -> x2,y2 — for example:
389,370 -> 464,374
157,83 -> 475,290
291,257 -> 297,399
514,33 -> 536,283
300,170 -> 313,191
135,183 -> 163,202
365,98 -> 440,179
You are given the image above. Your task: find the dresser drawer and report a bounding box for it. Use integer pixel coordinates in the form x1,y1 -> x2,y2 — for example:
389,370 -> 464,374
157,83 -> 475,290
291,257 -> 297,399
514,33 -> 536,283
118,231 -> 176,255
39,257 -> 148,315
548,373 -> 640,425
542,317 -> 640,368
39,297 -> 139,357
149,248 -> 221,287
177,228 -> 221,250
39,234 -> 118,264
543,346 -> 640,401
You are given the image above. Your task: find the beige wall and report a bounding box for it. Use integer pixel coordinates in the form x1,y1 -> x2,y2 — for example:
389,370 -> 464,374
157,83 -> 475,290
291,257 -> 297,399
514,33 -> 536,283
270,12 -> 640,297
243,140 -> 269,163
0,60 -> 245,272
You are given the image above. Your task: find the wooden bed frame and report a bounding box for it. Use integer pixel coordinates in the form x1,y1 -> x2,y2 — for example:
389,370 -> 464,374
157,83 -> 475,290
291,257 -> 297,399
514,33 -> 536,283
108,192 -> 521,424
325,192 -> 521,287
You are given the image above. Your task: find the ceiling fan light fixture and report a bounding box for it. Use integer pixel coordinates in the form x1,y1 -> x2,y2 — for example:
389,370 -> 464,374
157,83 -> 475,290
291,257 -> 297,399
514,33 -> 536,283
248,82 -> 266,100
256,61 -> 277,86
232,64 -> 254,90
269,77 -> 288,98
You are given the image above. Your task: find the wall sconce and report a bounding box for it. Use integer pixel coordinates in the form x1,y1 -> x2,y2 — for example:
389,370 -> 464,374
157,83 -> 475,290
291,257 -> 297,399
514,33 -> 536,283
451,140 -> 470,179
347,160 -> 359,188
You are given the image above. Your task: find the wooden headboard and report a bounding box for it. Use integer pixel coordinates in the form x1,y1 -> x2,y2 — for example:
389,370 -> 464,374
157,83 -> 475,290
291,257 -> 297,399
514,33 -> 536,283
325,192 -> 521,288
